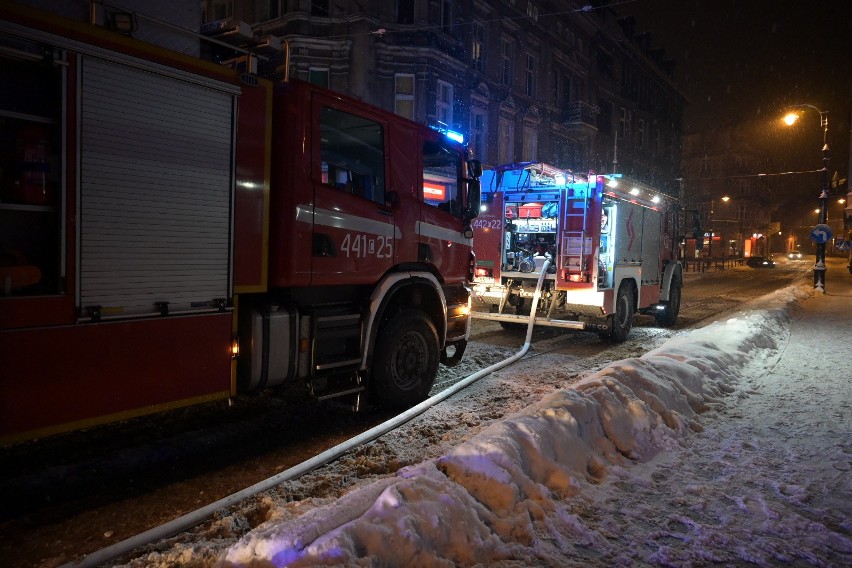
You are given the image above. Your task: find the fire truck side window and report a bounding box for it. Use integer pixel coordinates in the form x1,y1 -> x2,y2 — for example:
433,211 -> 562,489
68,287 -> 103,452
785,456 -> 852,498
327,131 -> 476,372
422,139 -> 461,216
0,44 -> 63,297
319,107 -> 386,204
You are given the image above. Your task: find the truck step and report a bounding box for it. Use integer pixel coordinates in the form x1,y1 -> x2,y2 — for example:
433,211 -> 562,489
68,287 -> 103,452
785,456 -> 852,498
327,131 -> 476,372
313,312 -> 362,373
314,385 -> 365,401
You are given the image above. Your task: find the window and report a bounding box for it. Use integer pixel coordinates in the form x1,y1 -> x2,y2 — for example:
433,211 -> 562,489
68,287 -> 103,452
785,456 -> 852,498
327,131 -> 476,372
501,38 -> 513,86
618,107 -> 631,139
472,21 -> 485,71
422,139 -> 461,217
440,0 -> 452,32
203,0 -> 233,21
637,118 -> 645,149
596,47 -> 613,77
596,100 -> 612,133
309,67 -> 329,88
470,107 -> 487,161
267,0 -> 283,19
394,74 -> 415,119
436,80 -> 453,126
397,0 -> 414,24
526,2 -> 539,20
498,118 -> 514,163
550,69 -> 562,102
525,54 -> 536,97
311,0 -> 330,17
319,107 -> 385,204
0,48 -> 63,297
523,126 -> 537,160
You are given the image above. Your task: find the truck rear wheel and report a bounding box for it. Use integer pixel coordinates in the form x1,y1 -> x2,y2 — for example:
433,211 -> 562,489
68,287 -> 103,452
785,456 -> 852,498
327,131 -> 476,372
372,309 -> 439,408
599,283 -> 634,343
655,277 -> 681,327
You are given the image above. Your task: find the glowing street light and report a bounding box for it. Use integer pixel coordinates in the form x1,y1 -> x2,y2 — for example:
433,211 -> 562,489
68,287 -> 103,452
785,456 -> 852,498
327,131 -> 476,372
783,104 -> 830,293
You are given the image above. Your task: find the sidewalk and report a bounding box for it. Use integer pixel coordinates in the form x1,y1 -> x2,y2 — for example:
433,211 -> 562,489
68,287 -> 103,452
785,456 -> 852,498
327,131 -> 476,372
628,256 -> 852,565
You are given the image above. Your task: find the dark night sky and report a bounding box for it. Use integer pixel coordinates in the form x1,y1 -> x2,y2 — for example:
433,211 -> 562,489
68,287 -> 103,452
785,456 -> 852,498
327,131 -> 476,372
616,0 -> 851,201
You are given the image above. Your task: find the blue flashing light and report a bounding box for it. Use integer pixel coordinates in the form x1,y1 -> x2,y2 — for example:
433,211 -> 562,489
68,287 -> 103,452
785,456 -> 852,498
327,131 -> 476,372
429,123 -> 465,144
444,129 -> 464,144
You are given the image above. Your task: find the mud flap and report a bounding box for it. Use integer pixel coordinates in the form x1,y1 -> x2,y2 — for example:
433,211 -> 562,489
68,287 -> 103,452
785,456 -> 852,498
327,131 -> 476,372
440,339 -> 467,367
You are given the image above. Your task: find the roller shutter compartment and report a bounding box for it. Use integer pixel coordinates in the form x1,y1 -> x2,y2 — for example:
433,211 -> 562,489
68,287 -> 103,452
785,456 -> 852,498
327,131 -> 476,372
79,57 -> 235,318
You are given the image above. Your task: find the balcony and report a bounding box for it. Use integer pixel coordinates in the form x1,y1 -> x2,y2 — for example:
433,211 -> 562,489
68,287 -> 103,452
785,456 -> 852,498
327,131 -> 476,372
558,101 -> 598,136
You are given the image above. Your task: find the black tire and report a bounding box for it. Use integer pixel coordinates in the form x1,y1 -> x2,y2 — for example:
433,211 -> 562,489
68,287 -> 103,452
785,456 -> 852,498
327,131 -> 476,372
599,283 -> 634,343
371,309 -> 439,408
655,277 -> 681,327
496,298 -> 527,331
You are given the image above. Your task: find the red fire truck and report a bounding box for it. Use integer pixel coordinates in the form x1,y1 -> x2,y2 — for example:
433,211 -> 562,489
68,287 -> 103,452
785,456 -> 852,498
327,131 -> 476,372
471,162 -> 681,341
0,5 -> 481,444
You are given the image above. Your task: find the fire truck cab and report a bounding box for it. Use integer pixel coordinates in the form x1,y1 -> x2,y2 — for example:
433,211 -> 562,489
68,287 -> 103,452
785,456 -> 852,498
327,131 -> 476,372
471,162 -> 682,342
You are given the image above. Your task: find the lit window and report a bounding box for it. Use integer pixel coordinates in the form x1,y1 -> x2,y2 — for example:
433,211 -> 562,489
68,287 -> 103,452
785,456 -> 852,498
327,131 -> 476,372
436,80 -> 453,126
394,74 -> 415,119
472,21 -> 485,71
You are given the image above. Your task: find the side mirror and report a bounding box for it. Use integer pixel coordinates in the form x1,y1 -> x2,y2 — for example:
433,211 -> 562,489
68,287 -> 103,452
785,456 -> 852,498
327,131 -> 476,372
468,159 -> 483,178
465,179 -> 481,221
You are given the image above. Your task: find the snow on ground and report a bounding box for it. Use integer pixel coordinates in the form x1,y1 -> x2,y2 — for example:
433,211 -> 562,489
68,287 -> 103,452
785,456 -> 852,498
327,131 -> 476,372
128,272 -> 852,567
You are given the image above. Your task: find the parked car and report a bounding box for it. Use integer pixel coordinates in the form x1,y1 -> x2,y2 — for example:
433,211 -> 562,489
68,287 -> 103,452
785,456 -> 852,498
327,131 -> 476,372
788,251 -> 803,260
747,256 -> 776,268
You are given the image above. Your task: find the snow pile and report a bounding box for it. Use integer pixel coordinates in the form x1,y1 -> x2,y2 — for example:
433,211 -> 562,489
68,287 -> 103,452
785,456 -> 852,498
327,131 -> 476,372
216,284 -> 840,567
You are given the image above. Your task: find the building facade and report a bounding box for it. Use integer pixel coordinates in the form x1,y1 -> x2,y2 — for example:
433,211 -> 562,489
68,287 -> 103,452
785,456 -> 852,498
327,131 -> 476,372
7,0 -> 686,195
211,0 -> 686,196
681,128 -> 775,258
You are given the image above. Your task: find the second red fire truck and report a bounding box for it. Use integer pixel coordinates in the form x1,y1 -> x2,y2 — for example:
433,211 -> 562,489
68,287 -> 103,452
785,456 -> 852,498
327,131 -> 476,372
471,162 -> 682,341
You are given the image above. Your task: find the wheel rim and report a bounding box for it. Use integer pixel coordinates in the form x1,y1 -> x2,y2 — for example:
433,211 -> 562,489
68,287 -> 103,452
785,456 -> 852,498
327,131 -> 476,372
390,330 -> 428,391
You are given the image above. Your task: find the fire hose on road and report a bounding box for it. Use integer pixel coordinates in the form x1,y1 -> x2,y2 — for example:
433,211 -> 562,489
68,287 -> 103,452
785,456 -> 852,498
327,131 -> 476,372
62,259 -> 553,568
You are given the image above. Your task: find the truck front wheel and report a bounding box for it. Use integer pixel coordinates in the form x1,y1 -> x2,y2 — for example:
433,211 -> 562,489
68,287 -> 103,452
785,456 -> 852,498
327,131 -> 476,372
372,309 -> 439,408
599,283 -> 634,343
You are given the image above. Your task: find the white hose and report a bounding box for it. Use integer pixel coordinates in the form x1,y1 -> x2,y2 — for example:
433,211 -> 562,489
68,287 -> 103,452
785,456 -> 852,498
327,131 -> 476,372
61,260 -> 551,568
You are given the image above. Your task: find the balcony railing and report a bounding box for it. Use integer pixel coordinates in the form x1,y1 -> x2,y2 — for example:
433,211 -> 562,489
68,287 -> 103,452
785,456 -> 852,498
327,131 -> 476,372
560,101 -> 598,133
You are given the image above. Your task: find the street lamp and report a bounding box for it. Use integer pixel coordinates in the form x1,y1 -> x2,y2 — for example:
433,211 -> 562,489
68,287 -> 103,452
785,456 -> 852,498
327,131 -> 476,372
784,104 -> 830,293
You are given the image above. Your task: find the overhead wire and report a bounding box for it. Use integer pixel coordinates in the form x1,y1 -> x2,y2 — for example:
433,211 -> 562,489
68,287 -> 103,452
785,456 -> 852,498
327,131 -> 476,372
311,1 -> 636,42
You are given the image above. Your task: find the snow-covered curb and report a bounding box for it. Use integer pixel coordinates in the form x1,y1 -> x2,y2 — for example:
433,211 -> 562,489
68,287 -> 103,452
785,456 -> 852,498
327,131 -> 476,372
218,282 -> 813,567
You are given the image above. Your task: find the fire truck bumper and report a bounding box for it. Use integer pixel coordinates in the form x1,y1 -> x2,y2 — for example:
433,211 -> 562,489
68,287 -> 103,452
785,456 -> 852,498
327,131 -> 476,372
470,310 -> 608,332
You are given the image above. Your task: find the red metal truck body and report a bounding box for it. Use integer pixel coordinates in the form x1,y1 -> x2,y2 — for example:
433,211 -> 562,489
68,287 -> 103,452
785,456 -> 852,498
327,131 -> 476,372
0,5 -> 479,444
